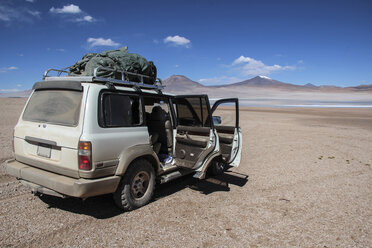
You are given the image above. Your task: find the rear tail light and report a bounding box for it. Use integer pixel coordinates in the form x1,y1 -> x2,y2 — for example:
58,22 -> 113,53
78,141 -> 92,170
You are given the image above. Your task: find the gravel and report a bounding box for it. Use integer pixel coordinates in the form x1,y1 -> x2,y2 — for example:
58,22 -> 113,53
0,99 -> 371,247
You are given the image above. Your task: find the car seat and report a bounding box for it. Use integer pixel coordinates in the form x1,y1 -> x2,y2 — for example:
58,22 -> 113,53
147,106 -> 173,154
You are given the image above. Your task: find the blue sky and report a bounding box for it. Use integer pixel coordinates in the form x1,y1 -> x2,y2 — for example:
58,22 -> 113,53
0,0 -> 371,92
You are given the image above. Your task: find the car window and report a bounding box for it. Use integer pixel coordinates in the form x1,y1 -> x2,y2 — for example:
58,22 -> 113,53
23,90 -> 82,126
201,97 -> 210,127
174,97 -> 210,127
212,102 -> 236,126
101,93 -> 142,127
143,96 -> 172,126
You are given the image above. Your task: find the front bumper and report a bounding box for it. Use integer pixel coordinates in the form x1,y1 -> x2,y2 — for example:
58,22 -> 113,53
6,159 -> 121,198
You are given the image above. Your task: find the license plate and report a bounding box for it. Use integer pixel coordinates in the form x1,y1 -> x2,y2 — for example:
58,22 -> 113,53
37,145 -> 51,158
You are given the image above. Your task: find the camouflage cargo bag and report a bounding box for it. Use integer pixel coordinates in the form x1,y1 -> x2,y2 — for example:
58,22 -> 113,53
69,46 -> 157,84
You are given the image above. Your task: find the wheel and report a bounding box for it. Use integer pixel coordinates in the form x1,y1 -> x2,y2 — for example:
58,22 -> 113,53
113,159 -> 155,211
208,159 -> 227,176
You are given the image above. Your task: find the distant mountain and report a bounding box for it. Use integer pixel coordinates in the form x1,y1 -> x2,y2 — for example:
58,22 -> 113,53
303,83 -> 318,88
226,76 -> 286,87
347,84 -> 372,91
1,76 -> 370,99
0,90 -> 32,98
223,76 -> 304,90
163,75 -> 206,93
162,75 -> 372,96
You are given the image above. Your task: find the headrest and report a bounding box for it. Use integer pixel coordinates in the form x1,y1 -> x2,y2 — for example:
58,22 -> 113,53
150,106 -> 166,121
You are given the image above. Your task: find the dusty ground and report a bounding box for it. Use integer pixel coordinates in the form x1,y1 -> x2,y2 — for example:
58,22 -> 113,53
0,98 -> 371,247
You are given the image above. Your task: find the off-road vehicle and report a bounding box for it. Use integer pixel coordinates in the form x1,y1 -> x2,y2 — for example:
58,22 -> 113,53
6,67 -> 242,211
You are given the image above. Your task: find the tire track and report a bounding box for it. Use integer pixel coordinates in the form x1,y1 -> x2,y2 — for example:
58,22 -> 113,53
19,217 -> 97,248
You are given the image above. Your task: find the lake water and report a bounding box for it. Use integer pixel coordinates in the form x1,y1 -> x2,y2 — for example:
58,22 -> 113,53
210,98 -> 372,108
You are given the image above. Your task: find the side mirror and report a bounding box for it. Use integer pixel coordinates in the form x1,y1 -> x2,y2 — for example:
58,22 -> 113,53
212,116 -> 222,125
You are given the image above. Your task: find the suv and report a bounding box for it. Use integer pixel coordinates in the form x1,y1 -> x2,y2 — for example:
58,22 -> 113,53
6,68 -> 242,211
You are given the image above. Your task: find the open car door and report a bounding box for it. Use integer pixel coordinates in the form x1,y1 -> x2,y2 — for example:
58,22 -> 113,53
211,98 -> 242,167
171,95 -> 216,170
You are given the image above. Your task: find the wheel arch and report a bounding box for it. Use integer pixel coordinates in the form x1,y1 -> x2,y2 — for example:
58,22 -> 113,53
131,155 -> 159,176
115,144 -> 161,176
195,152 -> 221,179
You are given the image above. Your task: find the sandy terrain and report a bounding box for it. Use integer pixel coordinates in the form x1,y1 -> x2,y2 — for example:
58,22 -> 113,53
0,98 -> 371,247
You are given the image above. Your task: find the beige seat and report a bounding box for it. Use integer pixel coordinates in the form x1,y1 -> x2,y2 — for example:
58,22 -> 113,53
164,119 -> 173,153
149,133 -> 161,154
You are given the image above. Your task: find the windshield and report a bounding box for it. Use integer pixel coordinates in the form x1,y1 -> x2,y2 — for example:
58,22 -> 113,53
23,90 -> 83,126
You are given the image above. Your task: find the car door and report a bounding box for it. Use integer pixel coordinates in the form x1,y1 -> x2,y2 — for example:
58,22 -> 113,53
171,95 -> 216,169
210,98 -> 242,167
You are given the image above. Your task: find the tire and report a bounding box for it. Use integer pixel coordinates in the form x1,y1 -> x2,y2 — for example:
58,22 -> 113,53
113,159 -> 155,211
208,159 -> 227,176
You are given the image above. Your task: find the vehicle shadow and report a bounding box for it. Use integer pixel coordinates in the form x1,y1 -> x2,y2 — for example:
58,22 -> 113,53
154,169 -> 249,199
38,193 -> 122,219
38,169 -> 248,219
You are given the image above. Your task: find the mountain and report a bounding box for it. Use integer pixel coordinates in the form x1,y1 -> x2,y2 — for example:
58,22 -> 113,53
0,90 -> 32,98
1,76 -> 370,99
347,84 -> 372,91
304,83 -> 318,88
162,75 -> 206,94
223,76 -> 304,90
161,75 -> 372,98
226,76 -> 287,87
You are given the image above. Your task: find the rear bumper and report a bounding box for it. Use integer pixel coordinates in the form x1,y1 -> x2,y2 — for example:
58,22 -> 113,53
6,159 -> 121,198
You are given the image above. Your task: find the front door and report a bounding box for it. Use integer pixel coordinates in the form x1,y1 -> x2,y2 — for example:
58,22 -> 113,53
211,98 -> 242,167
171,95 -> 215,169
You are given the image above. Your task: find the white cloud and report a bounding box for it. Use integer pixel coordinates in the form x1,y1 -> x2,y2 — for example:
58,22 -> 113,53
232,56 -> 295,76
164,35 -> 191,47
0,3 -> 40,23
76,15 -> 94,22
16,84 -> 22,87
0,12 -> 10,21
46,48 -> 66,52
50,5 -> 96,24
0,66 -> 18,73
50,4 -> 82,14
25,0 -> 35,3
28,10 -> 40,17
87,37 -> 120,48
232,56 -> 254,65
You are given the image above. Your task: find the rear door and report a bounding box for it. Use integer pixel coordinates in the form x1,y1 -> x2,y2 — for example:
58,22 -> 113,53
13,82 -> 86,178
211,98 -> 242,167
171,95 -> 215,169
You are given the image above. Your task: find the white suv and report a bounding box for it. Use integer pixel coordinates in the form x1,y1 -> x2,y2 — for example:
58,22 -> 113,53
6,68 -> 242,211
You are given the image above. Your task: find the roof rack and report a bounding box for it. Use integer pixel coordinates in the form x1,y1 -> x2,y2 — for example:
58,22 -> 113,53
43,67 -> 164,91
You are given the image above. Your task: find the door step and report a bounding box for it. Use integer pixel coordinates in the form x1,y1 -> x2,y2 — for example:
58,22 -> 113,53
159,169 -> 191,184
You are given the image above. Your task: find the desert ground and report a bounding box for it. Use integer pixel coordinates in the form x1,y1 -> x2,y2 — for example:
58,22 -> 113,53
0,97 -> 371,247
